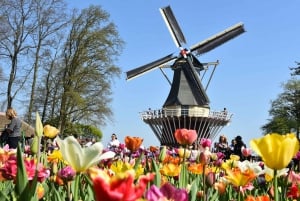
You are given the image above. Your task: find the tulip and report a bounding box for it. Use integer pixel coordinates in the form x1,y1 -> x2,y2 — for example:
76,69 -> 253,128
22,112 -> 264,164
124,136 -> 143,152
214,181 -> 227,195
250,133 -> 299,201
56,136 -> 115,173
241,147 -> 252,158
174,129 -> 197,146
30,136 -> 39,154
160,163 -> 181,177
158,146 -> 167,162
37,183 -> 45,200
145,183 -> 188,201
244,195 -> 270,201
206,172 -> 216,187
0,155 -> 50,182
145,185 -> 164,201
177,147 -> 191,158
250,133 -> 299,170
287,183 -> 300,199
43,125 -> 60,138
92,170 -> 154,201
188,163 -> 204,175
160,182 -> 188,201
47,149 -> 64,164
199,138 -> 212,149
225,167 -> 256,188
57,166 -> 76,181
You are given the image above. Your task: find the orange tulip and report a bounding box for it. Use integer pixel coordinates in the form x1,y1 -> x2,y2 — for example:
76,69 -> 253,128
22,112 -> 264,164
174,129 -> 197,146
244,195 -> 270,201
188,163 -> 204,175
124,136 -> 143,152
149,146 -> 158,153
214,181 -> 227,195
37,183 -> 45,200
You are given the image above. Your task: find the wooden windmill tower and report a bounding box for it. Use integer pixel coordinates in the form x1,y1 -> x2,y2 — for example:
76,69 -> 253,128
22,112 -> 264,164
126,6 -> 245,146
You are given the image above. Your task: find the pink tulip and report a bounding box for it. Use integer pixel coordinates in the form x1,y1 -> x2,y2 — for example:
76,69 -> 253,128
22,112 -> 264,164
200,138 -> 212,148
174,129 -> 197,146
241,147 -> 252,157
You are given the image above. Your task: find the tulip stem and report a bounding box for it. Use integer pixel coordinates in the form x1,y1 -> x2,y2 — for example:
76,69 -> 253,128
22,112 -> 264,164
202,164 -> 206,201
274,170 -> 278,201
73,173 -> 80,201
183,146 -> 186,164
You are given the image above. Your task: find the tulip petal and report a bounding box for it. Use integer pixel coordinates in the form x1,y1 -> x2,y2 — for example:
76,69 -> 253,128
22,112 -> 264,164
56,136 -> 115,172
250,133 -> 299,170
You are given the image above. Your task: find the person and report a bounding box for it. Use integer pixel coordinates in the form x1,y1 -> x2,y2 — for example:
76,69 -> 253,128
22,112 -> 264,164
0,124 -> 9,146
229,139 -> 236,153
217,135 -> 231,159
216,135 -> 230,158
25,133 -> 34,146
223,108 -> 228,117
233,135 -> 246,160
4,108 -> 22,149
107,133 -> 120,150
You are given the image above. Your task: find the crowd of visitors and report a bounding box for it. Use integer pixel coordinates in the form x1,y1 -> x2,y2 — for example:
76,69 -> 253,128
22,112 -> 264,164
213,134 -> 249,160
0,108 -> 252,163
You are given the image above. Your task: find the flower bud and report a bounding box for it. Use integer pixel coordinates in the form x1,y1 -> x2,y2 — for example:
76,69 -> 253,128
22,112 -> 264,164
205,172 -> 215,187
158,146 -> 167,162
30,136 -> 39,154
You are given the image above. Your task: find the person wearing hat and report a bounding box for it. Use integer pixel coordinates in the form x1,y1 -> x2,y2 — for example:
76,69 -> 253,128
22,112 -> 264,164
107,133 -> 120,150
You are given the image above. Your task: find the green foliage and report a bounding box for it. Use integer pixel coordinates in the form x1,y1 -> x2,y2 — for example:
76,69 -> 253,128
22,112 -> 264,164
262,77 -> 300,137
15,143 -> 38,201
44,117 -> 103,140
290,61 -> 300,76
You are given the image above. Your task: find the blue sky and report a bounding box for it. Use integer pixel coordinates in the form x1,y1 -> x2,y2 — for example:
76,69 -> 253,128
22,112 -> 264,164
67,1 -> 299,147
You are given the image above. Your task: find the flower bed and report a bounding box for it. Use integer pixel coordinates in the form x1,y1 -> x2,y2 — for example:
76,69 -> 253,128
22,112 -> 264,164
0,114 -> 299,201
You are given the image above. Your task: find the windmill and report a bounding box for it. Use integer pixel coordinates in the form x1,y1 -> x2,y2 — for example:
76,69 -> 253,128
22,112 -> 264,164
126,5 -> 245,147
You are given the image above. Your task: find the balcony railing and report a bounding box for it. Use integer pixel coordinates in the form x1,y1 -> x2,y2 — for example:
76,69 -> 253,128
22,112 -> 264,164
140,108 -> 232,120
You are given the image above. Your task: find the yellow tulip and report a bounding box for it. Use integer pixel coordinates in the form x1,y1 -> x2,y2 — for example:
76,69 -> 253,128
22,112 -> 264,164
160,163 -> 181,177
177,147 -> 191,158
250,133 -> 299,170
43,125 -> 60,138
225,167 -> 256,187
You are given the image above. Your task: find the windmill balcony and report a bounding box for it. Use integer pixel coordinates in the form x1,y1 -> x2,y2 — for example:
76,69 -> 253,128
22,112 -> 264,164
140,107 -> 232,146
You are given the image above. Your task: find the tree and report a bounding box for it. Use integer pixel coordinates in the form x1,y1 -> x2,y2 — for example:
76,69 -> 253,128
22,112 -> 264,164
262,77 -> 300,138
57,5 -> 124,133
290,61 -> 300,76
26,0 -> 69,123
0,0 -> 38,108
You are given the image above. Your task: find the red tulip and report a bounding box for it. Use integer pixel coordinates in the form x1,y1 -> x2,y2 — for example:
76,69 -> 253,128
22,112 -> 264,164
174,129 -> 197,146
93,170 -> 154,201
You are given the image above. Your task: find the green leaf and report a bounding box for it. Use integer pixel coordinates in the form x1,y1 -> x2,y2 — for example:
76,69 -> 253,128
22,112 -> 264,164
15,143 -> 39,201
0,190 -> 10,200
151,159 -> 161,187
189,178 -> 199,201
179,163 -> 188,188
15,143 -> 28,196
50,183 -> 64,201
133,152 -> 144,170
